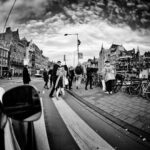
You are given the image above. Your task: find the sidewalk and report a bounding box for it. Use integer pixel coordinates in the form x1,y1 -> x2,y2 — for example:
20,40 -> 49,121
0,76 -> 42,83
71,83 -> 150,135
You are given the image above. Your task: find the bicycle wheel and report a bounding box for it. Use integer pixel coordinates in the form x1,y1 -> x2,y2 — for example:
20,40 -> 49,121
113,81 -> 122,93
145,86 -> 150,101
129,83 -> 140,96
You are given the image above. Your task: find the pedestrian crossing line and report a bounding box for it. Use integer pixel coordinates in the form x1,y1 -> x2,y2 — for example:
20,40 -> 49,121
52,97 -> 114,150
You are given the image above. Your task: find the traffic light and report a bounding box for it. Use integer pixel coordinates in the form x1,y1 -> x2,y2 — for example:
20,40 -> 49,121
78,39 -> 81,45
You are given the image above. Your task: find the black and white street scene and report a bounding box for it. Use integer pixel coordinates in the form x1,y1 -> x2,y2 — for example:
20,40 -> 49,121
0,0 -> 150,150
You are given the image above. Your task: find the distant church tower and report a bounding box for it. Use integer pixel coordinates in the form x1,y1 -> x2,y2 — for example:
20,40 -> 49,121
98,43 -> 105,73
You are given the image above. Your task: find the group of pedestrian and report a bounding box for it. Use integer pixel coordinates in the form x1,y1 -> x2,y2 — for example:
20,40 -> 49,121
22,61 -> 75,100
72,60 -> 96,91
22,60 -> 108,99
49,61 -> 74,100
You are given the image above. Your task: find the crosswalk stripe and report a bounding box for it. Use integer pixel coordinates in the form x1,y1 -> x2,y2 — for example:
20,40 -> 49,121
52,97 -> 114,150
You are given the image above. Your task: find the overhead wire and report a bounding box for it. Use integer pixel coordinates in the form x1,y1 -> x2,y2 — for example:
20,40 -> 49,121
3,0 -> 17,32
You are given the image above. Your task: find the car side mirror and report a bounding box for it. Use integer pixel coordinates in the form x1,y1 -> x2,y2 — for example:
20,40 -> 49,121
2,85 -> 41,122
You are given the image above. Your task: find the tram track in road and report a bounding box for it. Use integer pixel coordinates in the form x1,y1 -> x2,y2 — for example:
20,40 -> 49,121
66,89 -> 150,149
1,78 -> 150,149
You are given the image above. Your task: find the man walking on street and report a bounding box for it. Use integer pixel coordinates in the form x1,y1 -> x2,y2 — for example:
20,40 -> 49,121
68,66 -> 75,90
85,61 -> 93,90
49,61 -> 61,98
43,68 -> 49,89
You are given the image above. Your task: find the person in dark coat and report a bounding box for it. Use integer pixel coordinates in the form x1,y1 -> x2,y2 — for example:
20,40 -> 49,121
23,65 -> 31,84
68,66 -> 74,90
8,69 -> 12,80
49,61 -> 61,98
85,61 -> 93,90
43,68 -> 49,89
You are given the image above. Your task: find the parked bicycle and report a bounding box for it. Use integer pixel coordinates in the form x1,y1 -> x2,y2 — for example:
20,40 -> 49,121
92,73 -> 100,87
128,78 -> 150,101
113,74 -> 131,93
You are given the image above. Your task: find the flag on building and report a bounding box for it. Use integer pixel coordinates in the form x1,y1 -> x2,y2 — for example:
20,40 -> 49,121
78,39 -> 81,45
64,55 -> 66,61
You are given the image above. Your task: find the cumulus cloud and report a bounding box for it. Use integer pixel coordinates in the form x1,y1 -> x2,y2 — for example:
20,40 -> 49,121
17,16 -> 150,65
0,0 -> 150,65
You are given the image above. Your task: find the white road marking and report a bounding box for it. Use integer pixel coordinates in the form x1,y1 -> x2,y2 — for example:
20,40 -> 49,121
33,99 -> 50,150
52,97 -> 114,150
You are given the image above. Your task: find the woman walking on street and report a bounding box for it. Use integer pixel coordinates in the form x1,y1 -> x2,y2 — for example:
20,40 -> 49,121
55,66 -> 66,100
49,61 -> 61,98
102,60 -> 115,94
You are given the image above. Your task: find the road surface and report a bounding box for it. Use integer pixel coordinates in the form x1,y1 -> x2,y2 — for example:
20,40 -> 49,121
0,78 -> 150,150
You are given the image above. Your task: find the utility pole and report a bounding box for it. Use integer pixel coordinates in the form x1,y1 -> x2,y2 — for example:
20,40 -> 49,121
64,54 -> 66,65
64,33 -> 81,65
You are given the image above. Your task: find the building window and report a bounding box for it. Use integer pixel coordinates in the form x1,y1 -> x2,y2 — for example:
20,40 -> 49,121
0,49 -> 2,57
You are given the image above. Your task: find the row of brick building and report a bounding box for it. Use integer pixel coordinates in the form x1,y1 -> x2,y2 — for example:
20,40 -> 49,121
0,27 -> 50,77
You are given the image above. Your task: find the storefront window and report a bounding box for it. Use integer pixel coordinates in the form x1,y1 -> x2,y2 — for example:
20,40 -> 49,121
1,50 -> 4,57
6,51 -> 8,58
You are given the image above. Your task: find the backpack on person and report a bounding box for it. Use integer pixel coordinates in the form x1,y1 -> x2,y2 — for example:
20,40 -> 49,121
75,66 -> 83,75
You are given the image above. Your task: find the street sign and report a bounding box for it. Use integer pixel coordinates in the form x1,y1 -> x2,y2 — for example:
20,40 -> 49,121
78,52 -> 83,59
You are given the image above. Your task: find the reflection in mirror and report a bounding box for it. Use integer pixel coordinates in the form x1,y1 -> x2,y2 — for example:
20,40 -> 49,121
0,102 -> 7,129
2,85 -> 41,122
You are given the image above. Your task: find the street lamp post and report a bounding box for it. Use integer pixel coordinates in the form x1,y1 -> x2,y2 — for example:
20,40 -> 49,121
64,33 -> 80,64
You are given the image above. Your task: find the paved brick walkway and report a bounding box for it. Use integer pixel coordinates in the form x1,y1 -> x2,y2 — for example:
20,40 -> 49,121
72,83 -> 150,134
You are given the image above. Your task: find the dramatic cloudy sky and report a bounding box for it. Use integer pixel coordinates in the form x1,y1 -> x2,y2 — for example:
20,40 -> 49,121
0,0 -> 150,66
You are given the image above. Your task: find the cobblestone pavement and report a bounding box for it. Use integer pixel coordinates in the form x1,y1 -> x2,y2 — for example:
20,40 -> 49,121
71,83 -> 150,134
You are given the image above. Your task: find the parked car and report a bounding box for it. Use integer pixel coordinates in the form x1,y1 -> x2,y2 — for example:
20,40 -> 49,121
34,73 -> 43,77
0,85 -> 50,150
34,69 -> 43,77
